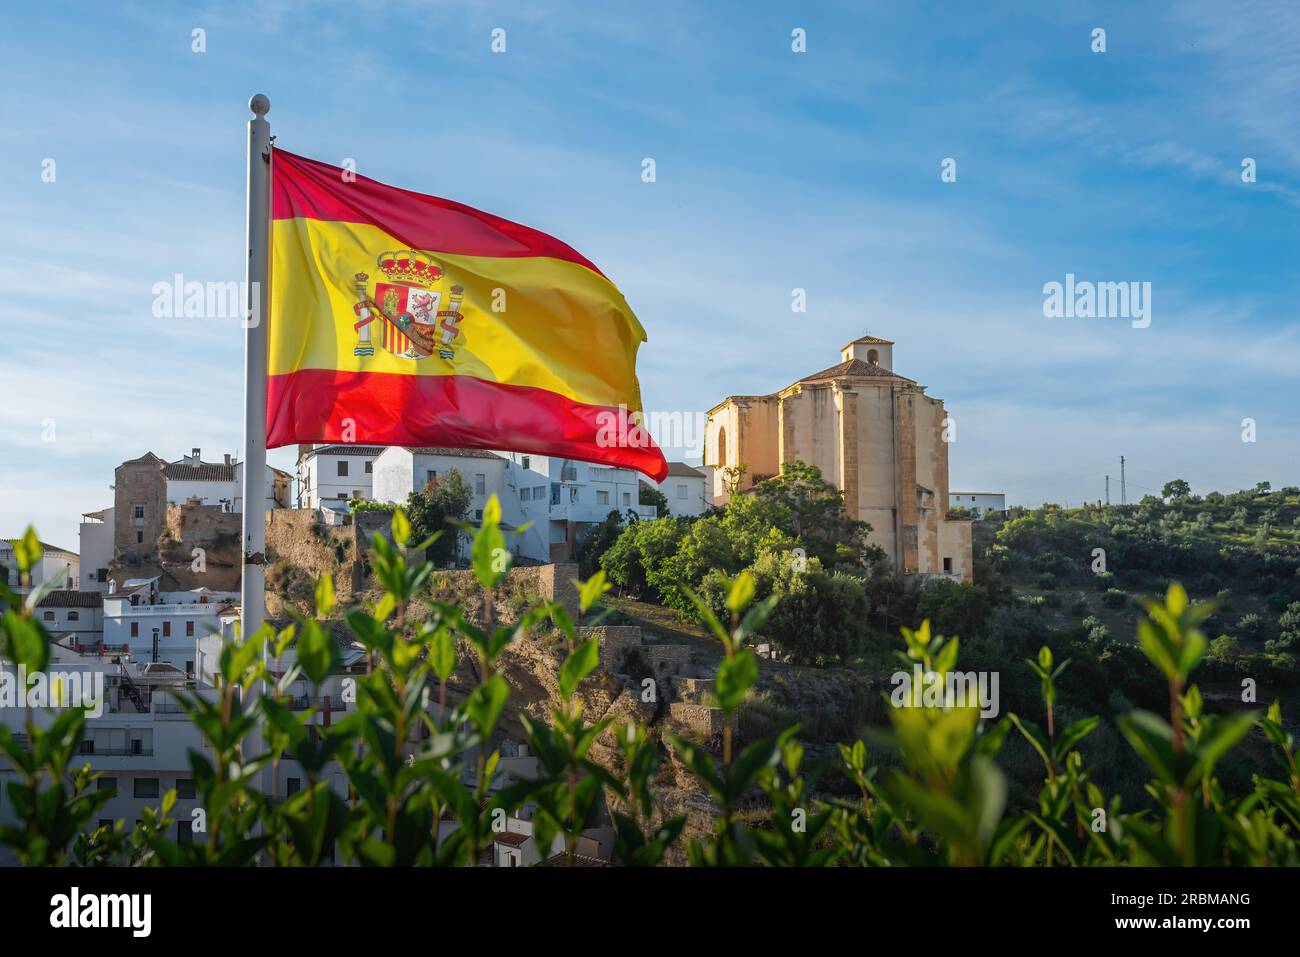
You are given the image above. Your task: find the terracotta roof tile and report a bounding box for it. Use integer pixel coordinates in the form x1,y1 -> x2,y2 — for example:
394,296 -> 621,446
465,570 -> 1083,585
407,447 -> 504,459
799,358 -> 914,384
36,591 -> 104,608
163,463 -> 236,481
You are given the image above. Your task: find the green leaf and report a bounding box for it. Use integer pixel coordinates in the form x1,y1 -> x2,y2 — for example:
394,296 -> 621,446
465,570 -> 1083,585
559,638 -> 600,700
1189,712 -> 1257,786
296,618 -> 338,685
12,527 -> 41,574
726,572 -> 756,613
2,610 -> 50,675
471,496 -> 509,589
465,673 -> 509,740
430,627 -> 456,682
391,509 -> 411,547
715,650 -> 757,712
577,570 -> 611,615
1116,710 -> 1179,786
314,574 -> 336,618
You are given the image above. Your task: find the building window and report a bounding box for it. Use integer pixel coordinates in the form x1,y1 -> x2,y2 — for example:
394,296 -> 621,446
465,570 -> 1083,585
867,348 -> 879,365
43,610 -> 55,622
286,777 -> 302,796
186,620 -> 194,636
133,505 -> 145,520
596,490 -> 609,505
130,622 -> 139,638
134,778 -> 160,799
475,473 -> 486,495
162,620 -> 170,637
337,460 -> 348,477
97,777 -> 117,793
520,488 -> 528,502
177,821 -> 193,846
426,470 -> 437,486
364,460 -> 373,474
80,740 -> 95,755
551,483 -> 561,505
175,778 -> 196,799
717,427 -> 727,466
96,568 -> 107,582
521,456 -> 530,470
943,557 -> 953,573
622,492 -> 631,506
561,463 -> 578,481
475,509 -> 483,521
68,611 -> 79,621
137,532 -> 143,544
676,484 -> 688,499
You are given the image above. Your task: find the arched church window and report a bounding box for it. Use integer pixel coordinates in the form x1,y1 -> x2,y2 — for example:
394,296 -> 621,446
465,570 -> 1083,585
717,427 -> 727,466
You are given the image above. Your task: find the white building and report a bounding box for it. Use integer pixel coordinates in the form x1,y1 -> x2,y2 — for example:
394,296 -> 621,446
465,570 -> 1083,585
0,538 -> 79,595
102,578 -> 237,674
496,453 -> 656,563
368,448 -> 658,564
949,492 -> 1006,518
372,447 -> 507,520
78,508 -> 115,592
295,444 -> 384,510
35,591 -> 104,647
162,449 -> 291,512
643,462 -> 712,517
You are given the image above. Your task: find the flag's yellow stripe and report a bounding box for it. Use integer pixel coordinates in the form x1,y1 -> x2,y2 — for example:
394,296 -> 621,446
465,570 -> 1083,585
270,217 -> 648,412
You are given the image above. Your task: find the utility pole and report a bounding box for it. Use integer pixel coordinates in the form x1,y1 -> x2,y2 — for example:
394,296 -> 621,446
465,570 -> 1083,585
1120,456 -> 1127,506
1105,475 -> 1110,505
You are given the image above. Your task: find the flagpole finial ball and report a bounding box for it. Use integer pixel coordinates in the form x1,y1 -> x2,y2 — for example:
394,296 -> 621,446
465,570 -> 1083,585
249,94 -> 271,117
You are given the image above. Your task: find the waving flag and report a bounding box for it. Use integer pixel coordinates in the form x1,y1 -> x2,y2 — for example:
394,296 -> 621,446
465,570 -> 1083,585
267,149 -> 667,481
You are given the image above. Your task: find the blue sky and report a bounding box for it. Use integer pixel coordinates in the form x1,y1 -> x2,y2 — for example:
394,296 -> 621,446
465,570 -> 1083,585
2,0 -> 1298,549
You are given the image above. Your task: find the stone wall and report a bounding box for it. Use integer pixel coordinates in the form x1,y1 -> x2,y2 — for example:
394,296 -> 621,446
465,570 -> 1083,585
113,458 -> 166,564
668,702 -> 727,737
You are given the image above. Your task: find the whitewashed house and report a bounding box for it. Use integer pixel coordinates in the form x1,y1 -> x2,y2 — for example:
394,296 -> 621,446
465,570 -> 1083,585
498,453 -> 656,562
367,448 -> 659,564
643,462 -> 711,517
102,578 -> 236,673
78,508 -> 115,592
294,444 -> 384,510
162,449 -> 291,511
36,591 -> 104,647
0,538 -> 78,596
949,492 -> 1006,518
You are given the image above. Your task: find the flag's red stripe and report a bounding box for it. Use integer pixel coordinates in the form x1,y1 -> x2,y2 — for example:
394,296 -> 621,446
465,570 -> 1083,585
266,369 -> 668,482
272,150 -> 606,278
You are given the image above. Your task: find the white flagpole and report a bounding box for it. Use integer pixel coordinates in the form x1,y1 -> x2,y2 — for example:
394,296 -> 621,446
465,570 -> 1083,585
241,94 -> 271,722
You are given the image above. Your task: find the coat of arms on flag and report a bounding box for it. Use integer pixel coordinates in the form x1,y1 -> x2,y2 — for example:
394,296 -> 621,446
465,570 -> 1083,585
351,250 -> 465,361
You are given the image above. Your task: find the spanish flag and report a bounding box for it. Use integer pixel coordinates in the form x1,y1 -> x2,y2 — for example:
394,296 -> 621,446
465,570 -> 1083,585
268,150 -> 668,481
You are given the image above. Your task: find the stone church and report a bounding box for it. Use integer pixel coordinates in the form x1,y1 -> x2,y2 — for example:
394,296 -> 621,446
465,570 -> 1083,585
704,335 -> 972,581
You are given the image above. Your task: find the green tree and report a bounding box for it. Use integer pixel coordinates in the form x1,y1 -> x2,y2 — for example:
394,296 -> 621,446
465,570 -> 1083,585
915,578 -> 992,638
750,461 -> 881,568
638,485 -> 669,517
1162,479 -> 1191,501
573,510 -> 626,578
701,552 -> 868,665
405,468 -> 472,566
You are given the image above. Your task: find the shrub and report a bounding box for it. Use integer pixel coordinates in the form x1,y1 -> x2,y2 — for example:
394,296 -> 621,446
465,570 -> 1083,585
916,578 -> 992,638
2,525 -> 1299,868
1102,588 -> 1127,609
